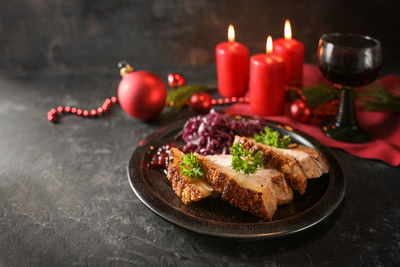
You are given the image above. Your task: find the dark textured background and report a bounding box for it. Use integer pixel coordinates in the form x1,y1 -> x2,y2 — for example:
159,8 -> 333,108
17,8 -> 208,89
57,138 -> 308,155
1,69 -> 399,266
0,0 -> 399,72
1,1 -> 400,266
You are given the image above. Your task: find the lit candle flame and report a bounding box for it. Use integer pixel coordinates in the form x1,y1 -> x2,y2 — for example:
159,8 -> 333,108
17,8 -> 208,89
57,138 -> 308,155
228,24 -> 235,42
266,35 -> 273,54
284,19 -> 292,40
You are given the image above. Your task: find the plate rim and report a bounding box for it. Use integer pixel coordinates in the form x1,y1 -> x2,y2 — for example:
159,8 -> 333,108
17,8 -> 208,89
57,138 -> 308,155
127,117 -> 346,239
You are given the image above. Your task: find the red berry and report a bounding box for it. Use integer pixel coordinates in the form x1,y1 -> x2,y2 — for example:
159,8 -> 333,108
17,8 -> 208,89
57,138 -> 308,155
97,107 -> 103,113
50,109 -> 57,115
158,155 -> 165,166
77,109 -> 83,115
151,154 -> 159,167
183,145 -> 191,153
83,110 -> 89,117
71,107 -> 77,114
111,96 -> 117,103
164,157 -> 169,168
90,109 -> 97,116
231,97 -> 238,103
65,106 -> 71,112
211,99 -> 217,105
224,98 -> 231,104
57,106 -> 63,113
218,99 -> 224,105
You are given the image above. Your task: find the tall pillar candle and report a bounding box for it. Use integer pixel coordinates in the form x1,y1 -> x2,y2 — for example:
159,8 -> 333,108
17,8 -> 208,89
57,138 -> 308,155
273,20 -> 304,86
249,36 -> 286,116
216,25 -> 249,97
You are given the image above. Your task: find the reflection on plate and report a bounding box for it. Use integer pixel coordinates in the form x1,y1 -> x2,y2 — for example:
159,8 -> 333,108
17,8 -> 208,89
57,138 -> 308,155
127,118 -> 345,238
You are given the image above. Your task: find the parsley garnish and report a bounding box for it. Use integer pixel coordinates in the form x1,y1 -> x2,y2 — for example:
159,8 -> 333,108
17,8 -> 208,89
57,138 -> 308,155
230,143 -> 263,175
254,126 -> 292,149
180,153 -> 205,179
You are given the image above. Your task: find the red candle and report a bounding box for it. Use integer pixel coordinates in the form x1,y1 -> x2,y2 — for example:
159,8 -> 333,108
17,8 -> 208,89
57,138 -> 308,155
249,36 -> 286,116
216,25 -> 249,97
273,20 -> 304,86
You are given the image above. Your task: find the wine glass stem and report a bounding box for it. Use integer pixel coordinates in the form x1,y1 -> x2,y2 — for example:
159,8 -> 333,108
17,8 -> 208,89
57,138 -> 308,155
336,88 -> 358,126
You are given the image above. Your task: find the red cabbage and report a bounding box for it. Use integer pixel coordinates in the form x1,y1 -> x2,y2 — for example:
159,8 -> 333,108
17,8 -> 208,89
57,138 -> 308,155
176,110 -> 266,155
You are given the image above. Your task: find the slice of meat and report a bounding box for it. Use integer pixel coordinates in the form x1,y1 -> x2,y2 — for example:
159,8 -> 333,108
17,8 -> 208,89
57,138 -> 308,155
285,144 -> 329,178
234,136 -> 308,194
195,153 -> 294,221
167,148 -> 213,204
205,154 -> 293,206
234,136 -> 330,195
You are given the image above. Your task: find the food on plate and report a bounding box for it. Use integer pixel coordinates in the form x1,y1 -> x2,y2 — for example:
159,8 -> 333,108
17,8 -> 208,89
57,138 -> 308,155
254,126 -> 292,149
200,153 -> 276,221
203,154 -> 293,207
177,110 -> 265,155
151,144 -> 178,168
167,147 -> 293,220
167,148 -> 213,204
158,113 -> 329,221
252,127 -> 329,178
229,143 -> 264,175
283,144 -> 330,179
234,135 -> 329,194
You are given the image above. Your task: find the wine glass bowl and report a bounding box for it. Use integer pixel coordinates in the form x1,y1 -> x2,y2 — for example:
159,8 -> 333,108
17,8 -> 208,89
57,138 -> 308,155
317,33 -> 382,143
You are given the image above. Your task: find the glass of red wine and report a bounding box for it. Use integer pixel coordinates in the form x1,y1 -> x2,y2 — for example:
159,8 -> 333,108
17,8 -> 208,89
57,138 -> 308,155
317,33 -> 382,143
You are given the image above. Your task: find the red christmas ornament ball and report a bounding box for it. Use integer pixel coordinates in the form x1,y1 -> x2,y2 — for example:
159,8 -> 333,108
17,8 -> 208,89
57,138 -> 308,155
118,70 -> 167,120
167,73 -> 186,89
290,99 -> 311,123
190,92 -> 212,114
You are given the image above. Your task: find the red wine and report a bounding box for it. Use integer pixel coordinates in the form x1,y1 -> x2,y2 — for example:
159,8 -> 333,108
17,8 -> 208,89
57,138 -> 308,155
319,64 -> 380,87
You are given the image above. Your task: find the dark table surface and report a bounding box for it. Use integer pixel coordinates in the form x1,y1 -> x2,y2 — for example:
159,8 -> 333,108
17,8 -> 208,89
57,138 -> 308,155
1,66 -> 399,266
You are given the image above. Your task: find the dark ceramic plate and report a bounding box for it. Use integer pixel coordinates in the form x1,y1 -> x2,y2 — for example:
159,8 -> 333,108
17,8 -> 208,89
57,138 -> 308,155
127,118 -> 345,238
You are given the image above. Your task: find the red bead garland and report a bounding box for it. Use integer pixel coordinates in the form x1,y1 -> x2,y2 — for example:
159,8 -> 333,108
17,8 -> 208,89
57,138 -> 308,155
211,96 -> 249,106
189,94 -> 249,114
47,96 -> 118,122
187,95 -> 249,108
48,93 -> 249,121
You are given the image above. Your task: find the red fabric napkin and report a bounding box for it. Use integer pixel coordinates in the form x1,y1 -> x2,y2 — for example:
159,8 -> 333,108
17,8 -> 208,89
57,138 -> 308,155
225,65 -> 400,166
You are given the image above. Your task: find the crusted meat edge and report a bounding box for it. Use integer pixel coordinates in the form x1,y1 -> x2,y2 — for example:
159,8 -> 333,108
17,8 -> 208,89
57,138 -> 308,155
270,172 -> 294,205
197,154 -> 277,221
234,136 -> 307,195
166,149 -> 210,204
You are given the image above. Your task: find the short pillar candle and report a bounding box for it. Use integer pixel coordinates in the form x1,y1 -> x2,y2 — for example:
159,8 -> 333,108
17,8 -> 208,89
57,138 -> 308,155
216,25 -> 249,97
273,20 -> 304,86
249,36 -> 286,116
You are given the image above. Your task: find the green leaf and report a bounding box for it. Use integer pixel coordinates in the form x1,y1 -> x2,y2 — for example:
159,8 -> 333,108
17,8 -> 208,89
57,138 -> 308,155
359,87 -> 400,113
300,85 -> 339,107
230,143 -> 263,175
166,85 -> 211,109
254,127 -> 292,149
180,153 -> 205,179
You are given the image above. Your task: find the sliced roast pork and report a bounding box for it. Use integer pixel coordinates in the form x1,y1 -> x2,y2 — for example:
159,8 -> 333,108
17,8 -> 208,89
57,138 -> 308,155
234,136 -> 329,195
204,154 -> 293,206
167,148 -> 213,204
197,154 -> 293,221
